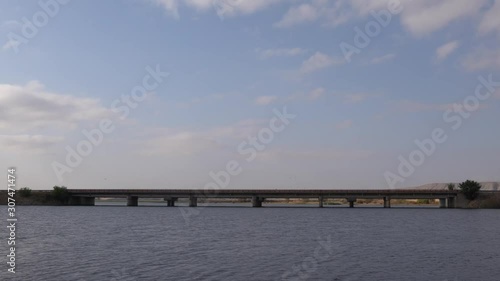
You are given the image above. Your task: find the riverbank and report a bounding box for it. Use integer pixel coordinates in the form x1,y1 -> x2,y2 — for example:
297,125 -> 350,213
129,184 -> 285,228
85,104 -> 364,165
0,190 -> 63,206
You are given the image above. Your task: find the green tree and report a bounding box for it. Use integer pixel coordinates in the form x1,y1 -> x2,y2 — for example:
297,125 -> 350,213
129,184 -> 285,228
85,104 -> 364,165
459,180 -> 482,200
447,183 -> 455,191
19,187 -> 32,197
52,186 -> 69,202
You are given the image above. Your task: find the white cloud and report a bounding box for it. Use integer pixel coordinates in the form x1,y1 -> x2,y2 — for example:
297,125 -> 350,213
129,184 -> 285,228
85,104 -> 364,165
371,53 -> 396,64
256,48 -> 306,59
255,95 -> 277,106
348,0 -> 488,37
150,0 -> 284,19
150,0 -> 498,38
306,87 -> 325,100
462,47 -> 500,71
151,0 -> 180,19
347,0 -> 391,16
435,40 -> 459,61
300,52 -> 342,74
214,0 -> 283,16
274,3 -> 319,28
398,0 -> 487,37
274,0 -> 491,38
478,0 -> 500,35
350,0 -> 488,37
275,0 -> 350,28
136,118 -> 266,155
147,0 -> 495,39
184,0 -> 213,10
0,81 -> 112,132
0,134 -> 64,153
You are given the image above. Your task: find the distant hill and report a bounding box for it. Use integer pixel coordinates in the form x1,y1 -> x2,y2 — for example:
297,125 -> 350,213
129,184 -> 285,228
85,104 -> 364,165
408,182 -> 500,191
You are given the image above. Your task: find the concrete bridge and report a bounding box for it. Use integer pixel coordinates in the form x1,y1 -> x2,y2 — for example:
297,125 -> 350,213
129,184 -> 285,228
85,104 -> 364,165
67,189 -> 461,208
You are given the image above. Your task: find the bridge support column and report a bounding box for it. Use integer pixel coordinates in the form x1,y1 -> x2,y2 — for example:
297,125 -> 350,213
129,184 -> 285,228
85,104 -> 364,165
252,196 -> 263,207
189,196 -> 198,207
347,198 -> 356,208
447,197 -> 455,209
81,197 -> 95,206
439,198 -> 446,208
165,197 -> 177,207
383,197 -> 391,208
69,196 -> 81,206
127,196 -> 138,206
318,196 -> 324,208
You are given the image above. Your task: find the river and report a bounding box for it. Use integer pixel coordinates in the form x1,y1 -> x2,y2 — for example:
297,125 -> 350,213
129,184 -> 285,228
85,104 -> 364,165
2,204 -> 499,281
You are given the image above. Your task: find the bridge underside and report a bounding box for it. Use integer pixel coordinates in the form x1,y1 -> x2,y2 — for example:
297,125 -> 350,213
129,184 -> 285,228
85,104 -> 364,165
67,189 -> 460,208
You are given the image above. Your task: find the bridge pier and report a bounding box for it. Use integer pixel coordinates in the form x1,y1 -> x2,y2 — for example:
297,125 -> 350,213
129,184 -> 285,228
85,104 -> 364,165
447,197 -> 455,208
318,196 -> 324,208
69,196 -> 95,206
347,198 -> 356,208
252,196 -> 264,207
82,197 -> 95,206
127,196 -> 138,206
189,196 -> 198,207
165,197 -> 178,207
439,198 -> 447,208
383,197 -> 391,208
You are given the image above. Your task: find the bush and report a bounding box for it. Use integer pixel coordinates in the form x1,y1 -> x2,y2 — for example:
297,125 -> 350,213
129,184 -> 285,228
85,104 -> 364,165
19,187 -> 32,197
447,183 -> 455,191
459,180 -> 482,201
416,199 -> 431,204
52,186 -> 69,202
479,194 -> 500,209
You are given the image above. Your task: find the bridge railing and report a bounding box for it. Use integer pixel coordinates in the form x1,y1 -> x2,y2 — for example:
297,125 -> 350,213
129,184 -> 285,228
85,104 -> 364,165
66,189 -> 460,196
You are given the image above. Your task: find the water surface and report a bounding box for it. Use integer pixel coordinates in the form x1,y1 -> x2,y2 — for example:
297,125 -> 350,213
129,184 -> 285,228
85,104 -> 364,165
2,206 -> 499,281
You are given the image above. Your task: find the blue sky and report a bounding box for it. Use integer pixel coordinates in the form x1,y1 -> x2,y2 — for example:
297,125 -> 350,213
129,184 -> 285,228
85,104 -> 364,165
1,0 -> 499,190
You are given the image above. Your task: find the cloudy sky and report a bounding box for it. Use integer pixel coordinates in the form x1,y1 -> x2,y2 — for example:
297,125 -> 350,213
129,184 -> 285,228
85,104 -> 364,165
1,0 -> 499,190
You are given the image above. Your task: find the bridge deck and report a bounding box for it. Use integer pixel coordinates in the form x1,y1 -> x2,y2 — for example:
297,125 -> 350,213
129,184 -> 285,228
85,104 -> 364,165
68,189 -> 458,199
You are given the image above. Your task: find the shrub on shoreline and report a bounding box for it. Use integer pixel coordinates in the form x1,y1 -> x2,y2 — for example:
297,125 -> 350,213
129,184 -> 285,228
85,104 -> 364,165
479,194 -> 500,209
459,180 -> 482,201
19,187 -> 32,197
52,186 -> 69,203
